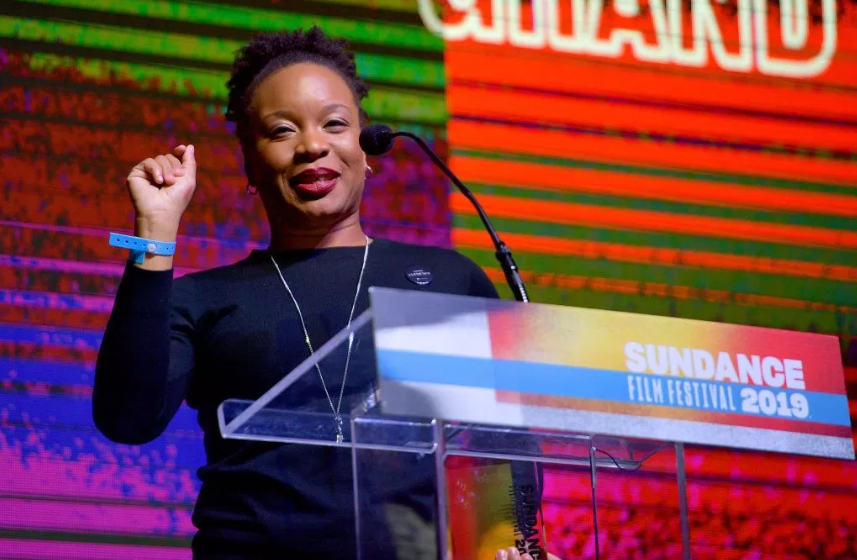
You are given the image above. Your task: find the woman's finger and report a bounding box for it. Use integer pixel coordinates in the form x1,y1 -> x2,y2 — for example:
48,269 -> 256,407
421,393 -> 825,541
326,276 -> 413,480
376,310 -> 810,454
139,158 -> 163,185
166,153 -> 185,175
154,155 -> 178,184
507,547 -> 522,560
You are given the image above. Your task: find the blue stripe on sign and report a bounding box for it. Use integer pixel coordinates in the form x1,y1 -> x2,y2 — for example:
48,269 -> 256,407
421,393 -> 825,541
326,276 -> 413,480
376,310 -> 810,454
377,350 -> 852,427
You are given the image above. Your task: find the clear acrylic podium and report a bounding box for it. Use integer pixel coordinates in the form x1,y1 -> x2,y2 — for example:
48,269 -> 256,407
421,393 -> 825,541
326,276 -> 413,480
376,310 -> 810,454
218,306 -> 692,560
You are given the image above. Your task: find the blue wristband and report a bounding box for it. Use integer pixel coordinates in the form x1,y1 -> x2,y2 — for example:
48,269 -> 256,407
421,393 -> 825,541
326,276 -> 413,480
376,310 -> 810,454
109,232 -> 176,264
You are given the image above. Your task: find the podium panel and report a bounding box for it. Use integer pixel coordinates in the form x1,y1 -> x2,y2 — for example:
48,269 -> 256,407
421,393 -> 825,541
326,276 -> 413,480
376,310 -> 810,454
370,288 -> 854,460
218,289 -> 853,559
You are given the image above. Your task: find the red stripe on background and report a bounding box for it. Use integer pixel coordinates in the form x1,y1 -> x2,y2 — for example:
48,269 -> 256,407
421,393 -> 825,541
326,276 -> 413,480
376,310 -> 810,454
447,83 -> 857,154
453,228 -> 857,282
448,119 -> 857,188
449,155 -> 857,218
451,192 -> 857,249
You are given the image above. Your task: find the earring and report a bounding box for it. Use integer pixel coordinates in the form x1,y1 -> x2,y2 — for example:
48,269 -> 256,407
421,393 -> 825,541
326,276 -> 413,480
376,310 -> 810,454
365,165 -> 373,179
246,184 -> 258,195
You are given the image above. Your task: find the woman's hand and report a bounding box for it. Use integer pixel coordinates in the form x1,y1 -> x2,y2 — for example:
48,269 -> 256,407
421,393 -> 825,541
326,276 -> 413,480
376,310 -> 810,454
495,547 -> 561,560
127,144 -> 197,243
125,144 -> 196,269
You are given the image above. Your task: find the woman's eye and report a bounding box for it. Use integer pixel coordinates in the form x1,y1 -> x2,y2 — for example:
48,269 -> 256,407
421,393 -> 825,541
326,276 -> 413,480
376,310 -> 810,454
326,120 -> 348,129
271,125 -> 292,136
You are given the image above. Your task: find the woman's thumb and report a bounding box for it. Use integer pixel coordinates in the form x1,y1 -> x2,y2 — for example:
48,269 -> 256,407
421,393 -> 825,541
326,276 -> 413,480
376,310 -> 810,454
182,144 -> 196,176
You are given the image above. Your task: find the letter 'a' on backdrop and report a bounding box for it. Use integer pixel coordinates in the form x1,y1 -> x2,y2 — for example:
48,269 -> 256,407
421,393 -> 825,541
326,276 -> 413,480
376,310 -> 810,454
370,288 -> 855,460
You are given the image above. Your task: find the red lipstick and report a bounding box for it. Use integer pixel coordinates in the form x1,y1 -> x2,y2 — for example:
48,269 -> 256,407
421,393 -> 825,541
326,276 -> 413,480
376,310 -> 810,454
288,167 -> 340,198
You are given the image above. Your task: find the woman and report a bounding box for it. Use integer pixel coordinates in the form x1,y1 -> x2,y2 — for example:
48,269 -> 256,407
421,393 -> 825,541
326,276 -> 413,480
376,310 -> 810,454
94,27 -> 543,559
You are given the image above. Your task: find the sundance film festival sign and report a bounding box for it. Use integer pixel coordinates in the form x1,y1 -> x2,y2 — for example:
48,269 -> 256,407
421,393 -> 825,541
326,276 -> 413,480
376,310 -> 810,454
418,0 -> 837,78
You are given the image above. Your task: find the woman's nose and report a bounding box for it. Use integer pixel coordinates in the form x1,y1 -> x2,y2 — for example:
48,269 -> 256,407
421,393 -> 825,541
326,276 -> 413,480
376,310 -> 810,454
295,128 -> 330,160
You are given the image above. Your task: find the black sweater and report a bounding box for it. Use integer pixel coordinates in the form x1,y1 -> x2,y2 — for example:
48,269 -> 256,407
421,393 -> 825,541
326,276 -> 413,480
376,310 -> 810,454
93,238 -> 499,559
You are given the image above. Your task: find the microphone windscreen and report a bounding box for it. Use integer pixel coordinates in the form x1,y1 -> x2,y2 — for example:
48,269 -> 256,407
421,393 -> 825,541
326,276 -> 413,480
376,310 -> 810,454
359,124 -> 395,156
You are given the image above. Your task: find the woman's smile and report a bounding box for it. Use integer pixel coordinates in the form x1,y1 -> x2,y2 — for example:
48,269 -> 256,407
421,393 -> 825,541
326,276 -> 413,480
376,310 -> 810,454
288,167 -> 340,199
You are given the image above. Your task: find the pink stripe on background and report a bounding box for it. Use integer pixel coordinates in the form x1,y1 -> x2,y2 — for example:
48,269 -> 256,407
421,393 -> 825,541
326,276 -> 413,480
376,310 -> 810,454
0,538 -> 191,560
0,498 -> 195,536
0,445 -> 199,503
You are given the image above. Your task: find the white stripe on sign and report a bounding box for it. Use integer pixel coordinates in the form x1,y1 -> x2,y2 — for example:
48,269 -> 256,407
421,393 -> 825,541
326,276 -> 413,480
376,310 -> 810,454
370,287 -> 493,358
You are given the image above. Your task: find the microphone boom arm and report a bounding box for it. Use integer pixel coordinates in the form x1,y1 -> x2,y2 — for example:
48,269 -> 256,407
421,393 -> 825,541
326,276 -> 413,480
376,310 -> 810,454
392,131 -> 529,303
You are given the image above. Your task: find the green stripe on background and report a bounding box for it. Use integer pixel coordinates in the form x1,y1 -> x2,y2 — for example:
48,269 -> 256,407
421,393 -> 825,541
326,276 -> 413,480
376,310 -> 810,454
453,149 -> 857,197
453,215 -> 857,265
0,528 -> 192,547
13,0 -> 443,52
476,270 -> 856,336
25,53 -> 225,99
0,16 -> 445,89
367,87 -> 446,124
22,53 -> 447,123
462,245 -> 857,308
466,183 -> 857,231
271,0 -> 420,13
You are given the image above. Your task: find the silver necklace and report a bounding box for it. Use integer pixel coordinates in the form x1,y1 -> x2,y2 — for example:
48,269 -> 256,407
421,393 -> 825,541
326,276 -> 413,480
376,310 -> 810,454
269,236 -> 370,443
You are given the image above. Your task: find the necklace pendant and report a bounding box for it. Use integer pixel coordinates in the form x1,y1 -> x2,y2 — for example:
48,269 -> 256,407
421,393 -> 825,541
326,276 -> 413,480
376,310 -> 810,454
334,415 -> 344,443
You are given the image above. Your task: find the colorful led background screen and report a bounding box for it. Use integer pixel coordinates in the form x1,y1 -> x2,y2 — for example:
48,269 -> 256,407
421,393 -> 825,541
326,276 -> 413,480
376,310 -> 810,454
1,0 -> 855,558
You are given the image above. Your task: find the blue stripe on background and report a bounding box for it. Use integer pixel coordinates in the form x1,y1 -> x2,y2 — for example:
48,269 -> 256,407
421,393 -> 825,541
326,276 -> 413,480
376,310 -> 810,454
0,287 -> 113,311
0,393 -> 201,432
2,422 -> 205,473
0,357 -> 94,385
377,350 -> 852,427
0,322 -> 103,348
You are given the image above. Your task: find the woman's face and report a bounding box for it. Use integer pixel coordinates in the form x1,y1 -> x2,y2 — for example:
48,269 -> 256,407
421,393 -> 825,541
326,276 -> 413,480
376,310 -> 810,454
244,62 -> 366,228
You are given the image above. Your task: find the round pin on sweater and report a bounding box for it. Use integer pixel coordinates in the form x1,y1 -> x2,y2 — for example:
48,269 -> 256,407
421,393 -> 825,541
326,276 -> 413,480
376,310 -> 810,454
405,266 -> 433,286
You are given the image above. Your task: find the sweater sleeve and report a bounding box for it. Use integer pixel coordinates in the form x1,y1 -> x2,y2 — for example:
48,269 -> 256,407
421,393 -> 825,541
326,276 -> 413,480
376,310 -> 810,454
93,262 -> 196,444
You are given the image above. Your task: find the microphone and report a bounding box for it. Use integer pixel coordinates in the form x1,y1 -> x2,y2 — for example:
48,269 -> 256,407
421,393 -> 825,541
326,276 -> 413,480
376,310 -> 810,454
360,124 -> 529,303
359,123 -> 395,156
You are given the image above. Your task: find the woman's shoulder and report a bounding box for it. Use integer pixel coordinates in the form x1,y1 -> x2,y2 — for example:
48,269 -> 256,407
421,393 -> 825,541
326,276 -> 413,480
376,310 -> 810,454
371,237 -> 500,299
372,237 -> 480,268
172,253 -> 269,293
374,237 -> 463,257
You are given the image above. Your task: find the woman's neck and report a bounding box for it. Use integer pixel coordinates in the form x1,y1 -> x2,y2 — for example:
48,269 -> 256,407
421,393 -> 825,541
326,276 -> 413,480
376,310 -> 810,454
267,215 -> 367,251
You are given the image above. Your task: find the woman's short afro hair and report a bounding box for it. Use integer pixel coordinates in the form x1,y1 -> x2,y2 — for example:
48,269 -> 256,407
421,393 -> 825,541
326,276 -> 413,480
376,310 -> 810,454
225,26 -> 370,139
